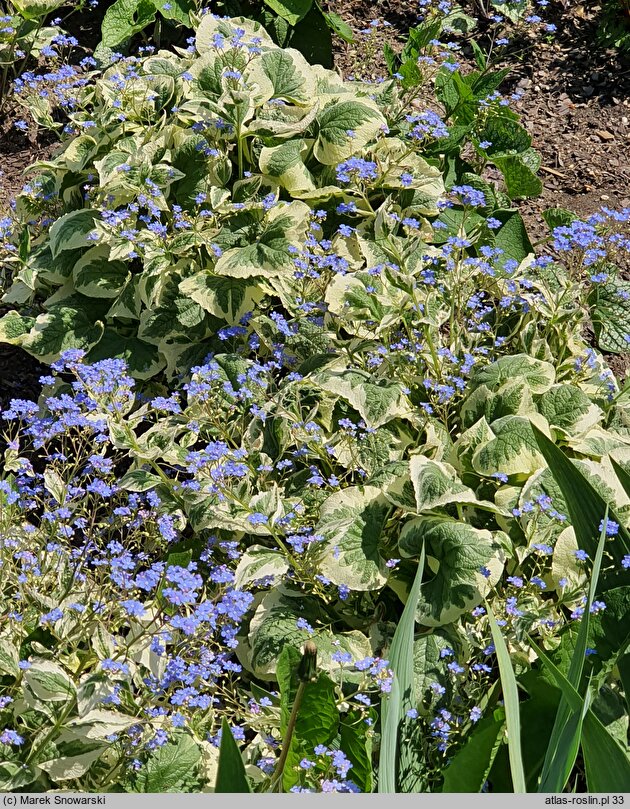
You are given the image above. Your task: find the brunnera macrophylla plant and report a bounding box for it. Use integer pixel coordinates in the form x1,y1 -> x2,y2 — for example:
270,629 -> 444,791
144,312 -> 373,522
0,261 -> 629,793
0,12 -> 549,380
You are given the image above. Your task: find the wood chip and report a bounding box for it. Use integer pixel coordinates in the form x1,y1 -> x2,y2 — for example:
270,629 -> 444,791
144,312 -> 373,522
540,166 -> 567,178
595,129 -> 615,141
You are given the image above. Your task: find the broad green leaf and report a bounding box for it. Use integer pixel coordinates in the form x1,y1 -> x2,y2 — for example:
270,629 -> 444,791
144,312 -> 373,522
471,354 -> 555,394
493,210 -> 534,265
65,710 -> 139,740
316,485 -> 391,591
234,545 -> 289,590
276,645 -> 339,791
399,517 -> 501,626
49,209 -> 98,258
64,135 -> 98,172
117,469 -> 163,492
195,15 -> 274,54
259,139 -> 316,196
538,384 -> 603,436
314,100 -> 386,165
461,378 -> 536,429
11,0 -> 63,19
315,367 -> 411,429
38,745 -> 105,782
86,331 -> 164,379
0,762 -> 38,791
442,714 -> 505,792
247,47 -> 315,104
23,658 -> 76,703
179,273 -> 264,324
215,717 -> 251,793
409,455 -> 478,512
472,416 -> 548,478
412,633 -> 453,710
590,280 -> 630,354
0,311 -> 34,345
73,246 -> 129,298
214,202 -> 310,279
0,638 -> 19,677
492,152 -> 542,199
339,711 -> 373,792
135,732 -> 201,792
324,11 -> 354,42
244,588 -> 371,678
101,0 -> 157,50
263,0 -> 312,26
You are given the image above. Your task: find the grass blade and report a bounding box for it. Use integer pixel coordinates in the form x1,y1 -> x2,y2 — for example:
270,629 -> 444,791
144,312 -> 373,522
532,425 -> 630,566
529,638 -> 630,792
539,510 -> 608,791
215,716 -> 251,793
378,542 -> 425,793
610,456 -> 630,500
486,603 -> 526,793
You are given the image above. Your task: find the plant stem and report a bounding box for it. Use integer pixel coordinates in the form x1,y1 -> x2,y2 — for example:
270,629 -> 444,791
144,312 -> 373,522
269,680 -> 306,793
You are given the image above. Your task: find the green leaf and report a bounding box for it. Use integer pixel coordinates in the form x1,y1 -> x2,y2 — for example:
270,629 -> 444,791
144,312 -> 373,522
276,646 -> 339,791
179,273 -> 264,325
486,604 -> 526,793
24,658 -> 76,703
263,0 -> 312,26
11,0 -> 64,19
117,469 -> 162,492
315,367 -> 411,429
73,246 -> 129,298
316,485 -> 391,591
214,202 -> 310,279
234,545 -> 289,590
100,0 -> 157,49
472,354 -> 555,394
442,714 -> 505,792
136,732 -> 201,792
532,424 -> 630,568
399,517 -> 501,625
314,100 -> 386,165
529,639 -> 630,792
286,4 -> 333,68
253,47 -> 316,104
86,331 -> 164,379
479,114 -> 531,155
324,11 -> 354,42
339,711 -> 373,792
492,210 -> 533,265
409,456 -> 478,512
0,311 -> 34,345
379,542 -> 425,793
492,152 -> 543,199
49,209 -> 97,258
539,514 -> 607,792
20,305 -> 104,364
538,384 -> 603,436
64,135 -> 98,172
215,717 -> 251,793
542,207 -> 578,231
589,280 -> 630,353
472,416 -> 548,478
0,762 -> 38,791
245,588 -> 371,678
